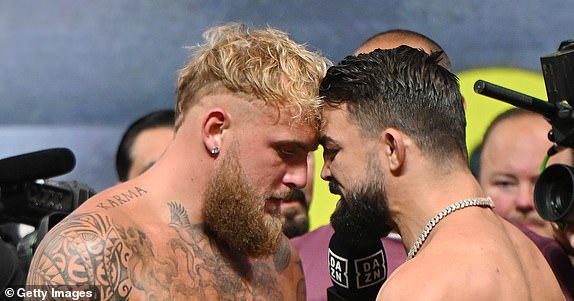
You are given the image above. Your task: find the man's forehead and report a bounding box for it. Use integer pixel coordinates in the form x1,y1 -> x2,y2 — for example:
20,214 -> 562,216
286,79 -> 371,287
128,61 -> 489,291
319,106 -> 351,143
266,114 -> 320,151
251,100 -> 320,128
320,104 -> 350,129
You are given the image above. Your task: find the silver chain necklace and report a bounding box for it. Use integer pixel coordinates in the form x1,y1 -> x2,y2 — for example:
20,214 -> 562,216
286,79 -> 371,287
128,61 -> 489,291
407,197 -> 494,259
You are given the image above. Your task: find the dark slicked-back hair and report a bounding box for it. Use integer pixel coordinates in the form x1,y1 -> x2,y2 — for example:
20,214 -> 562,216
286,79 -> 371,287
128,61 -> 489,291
116,109 -> 175,182
320,46 -> 467,166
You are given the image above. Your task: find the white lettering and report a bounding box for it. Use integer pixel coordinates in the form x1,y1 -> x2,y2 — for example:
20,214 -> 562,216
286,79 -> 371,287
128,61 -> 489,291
373,268 -> 381,280
17,288 -> 47,300
365,272 -> 372,283
330,267 -> 342,282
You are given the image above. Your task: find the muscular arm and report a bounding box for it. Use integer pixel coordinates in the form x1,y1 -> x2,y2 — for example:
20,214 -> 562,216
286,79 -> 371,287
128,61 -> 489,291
26,212 -> 133,300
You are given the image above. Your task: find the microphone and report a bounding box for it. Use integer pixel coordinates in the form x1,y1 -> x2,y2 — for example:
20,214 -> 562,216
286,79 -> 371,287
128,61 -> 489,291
327,232 -> 387,301
473,79 -> 560,120
0,148 -> 76,184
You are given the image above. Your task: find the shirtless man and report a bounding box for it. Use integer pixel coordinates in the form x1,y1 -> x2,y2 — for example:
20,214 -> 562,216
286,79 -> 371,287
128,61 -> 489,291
26,23 -> 330,300
318,46 -> 564,300
292,29 -> 454,301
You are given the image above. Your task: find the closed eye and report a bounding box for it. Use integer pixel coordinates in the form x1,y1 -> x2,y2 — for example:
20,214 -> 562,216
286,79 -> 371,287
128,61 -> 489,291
320,136 -> 340,162
274,142 -> 309,163
493,178 -> 518,190
495,180 -> 514,187
322,146 -> 339,161
280,148 -> 296,156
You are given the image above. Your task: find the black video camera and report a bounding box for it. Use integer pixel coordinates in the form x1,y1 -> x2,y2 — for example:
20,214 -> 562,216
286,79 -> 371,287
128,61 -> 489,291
0,148 -> 95,227
0,148 -> 95,256
474,39 -> 574,223
0,179 -> 95,226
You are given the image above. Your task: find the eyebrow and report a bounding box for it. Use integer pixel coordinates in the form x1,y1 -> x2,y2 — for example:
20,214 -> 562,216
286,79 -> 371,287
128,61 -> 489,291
274,140 -> 318,152
319,135 -> 337,147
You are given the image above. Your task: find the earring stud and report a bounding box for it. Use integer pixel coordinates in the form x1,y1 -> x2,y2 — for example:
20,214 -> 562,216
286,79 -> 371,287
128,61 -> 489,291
210,146 -> 220,155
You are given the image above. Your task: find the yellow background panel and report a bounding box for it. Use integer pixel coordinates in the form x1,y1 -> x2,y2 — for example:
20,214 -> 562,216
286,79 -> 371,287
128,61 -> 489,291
460,67 -> 548,152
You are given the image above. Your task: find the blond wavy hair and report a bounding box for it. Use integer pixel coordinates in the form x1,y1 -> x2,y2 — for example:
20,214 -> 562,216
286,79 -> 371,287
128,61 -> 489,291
175,23 -> 330,130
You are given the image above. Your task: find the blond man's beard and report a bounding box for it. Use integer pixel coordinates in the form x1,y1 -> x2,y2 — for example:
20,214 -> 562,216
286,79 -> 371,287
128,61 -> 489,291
203,144 -> 283,257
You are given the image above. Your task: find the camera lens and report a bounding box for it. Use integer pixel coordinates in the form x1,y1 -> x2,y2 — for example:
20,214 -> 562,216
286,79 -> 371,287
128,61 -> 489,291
534,164 -> 574,223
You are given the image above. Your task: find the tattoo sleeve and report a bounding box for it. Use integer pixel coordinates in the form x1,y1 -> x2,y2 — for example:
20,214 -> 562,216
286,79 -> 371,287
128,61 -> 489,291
26,212 -> 132,300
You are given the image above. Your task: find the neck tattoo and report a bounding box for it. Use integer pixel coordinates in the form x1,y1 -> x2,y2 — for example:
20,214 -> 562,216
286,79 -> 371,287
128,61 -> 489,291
407,197 -> 494,260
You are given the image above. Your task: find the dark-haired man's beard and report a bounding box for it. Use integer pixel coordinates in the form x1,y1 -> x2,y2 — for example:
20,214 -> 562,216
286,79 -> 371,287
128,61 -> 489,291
203,146 -> 283,258
330,155 -> 394,249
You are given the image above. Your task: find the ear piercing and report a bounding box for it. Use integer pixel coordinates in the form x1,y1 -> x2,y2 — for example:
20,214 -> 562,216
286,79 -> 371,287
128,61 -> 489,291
210,146 -> 220,155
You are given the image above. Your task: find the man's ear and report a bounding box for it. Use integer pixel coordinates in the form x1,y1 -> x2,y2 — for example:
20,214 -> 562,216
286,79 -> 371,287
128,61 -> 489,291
202,108 -> 229,155
461,95 -> 467,112
382,128 -> 406,174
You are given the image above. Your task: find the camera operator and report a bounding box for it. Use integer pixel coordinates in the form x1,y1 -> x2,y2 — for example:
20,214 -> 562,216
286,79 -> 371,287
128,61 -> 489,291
473,108 -> 574,299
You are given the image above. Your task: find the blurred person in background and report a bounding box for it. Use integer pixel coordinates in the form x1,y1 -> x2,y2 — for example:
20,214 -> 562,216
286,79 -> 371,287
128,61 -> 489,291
115,109 -> 175,182
280,152 -> 314,238
474,108 -> 574,299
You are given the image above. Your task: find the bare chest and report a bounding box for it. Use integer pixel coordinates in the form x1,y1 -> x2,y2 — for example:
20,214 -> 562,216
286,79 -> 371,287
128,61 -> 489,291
98,223 -> 286,300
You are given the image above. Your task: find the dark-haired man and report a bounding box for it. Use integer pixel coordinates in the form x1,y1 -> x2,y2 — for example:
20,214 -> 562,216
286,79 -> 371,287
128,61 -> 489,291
292,29 -> 449,301
319,45 -> 562,300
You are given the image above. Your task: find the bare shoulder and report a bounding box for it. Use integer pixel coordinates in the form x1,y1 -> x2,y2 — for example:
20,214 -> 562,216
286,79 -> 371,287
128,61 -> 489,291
377,258 -> 496,301
378,221 -> 565,301
376,259 -> 452,301
26,209 -> 132,299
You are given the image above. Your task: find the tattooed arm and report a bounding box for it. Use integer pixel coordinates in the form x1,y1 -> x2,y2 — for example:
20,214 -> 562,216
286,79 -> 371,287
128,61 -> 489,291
26,212 -> 134,300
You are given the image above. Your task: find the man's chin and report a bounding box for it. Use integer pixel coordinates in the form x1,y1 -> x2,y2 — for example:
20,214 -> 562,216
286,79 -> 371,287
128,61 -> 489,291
330,202 -> 393,247
263,213 -> 282,226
